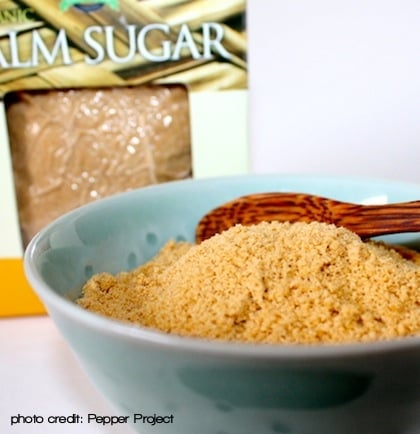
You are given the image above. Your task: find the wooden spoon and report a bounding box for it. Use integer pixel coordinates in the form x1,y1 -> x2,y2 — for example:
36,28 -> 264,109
196,192 -> 420,242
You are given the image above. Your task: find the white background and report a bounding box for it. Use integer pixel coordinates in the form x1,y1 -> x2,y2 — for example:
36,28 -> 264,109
1,1 -> 420,434
249,0 -> 420,183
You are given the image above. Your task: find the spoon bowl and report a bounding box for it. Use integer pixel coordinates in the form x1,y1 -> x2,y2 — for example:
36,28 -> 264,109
196,192 -> 420,242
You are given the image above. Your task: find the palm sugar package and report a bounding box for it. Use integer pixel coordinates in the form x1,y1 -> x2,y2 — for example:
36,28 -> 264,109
0,0 -> 248,316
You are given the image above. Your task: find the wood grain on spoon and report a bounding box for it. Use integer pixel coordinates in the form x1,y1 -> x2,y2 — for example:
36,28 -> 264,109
196,192 -> 420,243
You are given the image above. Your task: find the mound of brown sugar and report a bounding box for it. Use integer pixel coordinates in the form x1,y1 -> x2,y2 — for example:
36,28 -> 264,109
78,221 -> 420,344
6,85 -> 191,246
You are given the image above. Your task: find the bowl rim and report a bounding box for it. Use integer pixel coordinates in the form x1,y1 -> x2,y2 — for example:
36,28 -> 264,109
24,174 -> 420,360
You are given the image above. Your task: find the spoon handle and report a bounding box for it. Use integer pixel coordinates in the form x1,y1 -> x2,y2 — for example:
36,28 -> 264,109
196,193 -> 420,242
334,199 -> 420,237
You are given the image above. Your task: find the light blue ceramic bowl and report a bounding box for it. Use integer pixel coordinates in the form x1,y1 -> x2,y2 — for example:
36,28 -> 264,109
24,175 -> 420,434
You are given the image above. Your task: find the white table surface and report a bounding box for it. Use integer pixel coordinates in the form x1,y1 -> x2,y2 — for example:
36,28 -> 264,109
0,316 -> 135,434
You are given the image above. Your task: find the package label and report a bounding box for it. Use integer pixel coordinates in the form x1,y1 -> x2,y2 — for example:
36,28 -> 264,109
0,0 -> 248,316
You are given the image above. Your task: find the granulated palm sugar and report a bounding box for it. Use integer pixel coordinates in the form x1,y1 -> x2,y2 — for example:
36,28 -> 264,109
78,221 -> 420,344
6,85 -> 191,246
